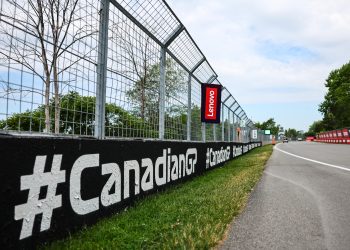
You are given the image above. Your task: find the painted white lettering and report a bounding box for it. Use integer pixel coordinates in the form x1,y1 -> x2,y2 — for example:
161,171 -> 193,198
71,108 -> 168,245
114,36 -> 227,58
141,158 -> 153,191
206,146 -> 231,168
124,160 -> 140,199
101,163 -> 121,207
186,148 -> 197,175
70,154 -> 99,215
155,149 -> 167,186
167,148 -> 171,182
207,90 -> 215,117
171,155 -> 179,181
178,154 -> 186,178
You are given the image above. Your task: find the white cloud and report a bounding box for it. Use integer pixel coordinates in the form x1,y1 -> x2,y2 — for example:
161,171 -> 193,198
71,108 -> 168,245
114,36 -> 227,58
168,0 -> 350,83
167,0 -> 350,129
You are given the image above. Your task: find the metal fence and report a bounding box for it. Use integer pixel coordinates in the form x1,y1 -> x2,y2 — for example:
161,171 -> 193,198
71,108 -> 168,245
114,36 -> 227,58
0,0 -> 256,142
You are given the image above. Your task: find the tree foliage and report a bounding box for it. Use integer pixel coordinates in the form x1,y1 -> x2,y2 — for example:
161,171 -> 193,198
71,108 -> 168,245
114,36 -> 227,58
0,92 -> 159,137
254,118 -> 280,135
284,128 -> 298,139
127,58 -> 187,121
0,0 -> 96,133
0,91 -> 194,139
319,61 -> 350,129
305,120 -> 325,136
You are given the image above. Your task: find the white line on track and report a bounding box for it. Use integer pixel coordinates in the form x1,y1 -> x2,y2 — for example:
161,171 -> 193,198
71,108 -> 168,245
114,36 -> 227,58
275,144 -> 350,172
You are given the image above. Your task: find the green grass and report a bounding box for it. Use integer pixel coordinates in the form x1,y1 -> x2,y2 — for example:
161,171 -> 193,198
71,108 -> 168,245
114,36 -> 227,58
46,145 -> 273,250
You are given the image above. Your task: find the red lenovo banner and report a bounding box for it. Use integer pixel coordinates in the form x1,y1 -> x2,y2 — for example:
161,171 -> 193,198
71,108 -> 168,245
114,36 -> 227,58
201,83 -> 222,123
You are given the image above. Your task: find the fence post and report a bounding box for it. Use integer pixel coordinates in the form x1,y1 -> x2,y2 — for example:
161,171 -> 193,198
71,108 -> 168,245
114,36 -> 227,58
248,127 -> 252,142
232,114 -> 236,142
227,111 -> 231,142
95,0 -> 109,139
238,117 -> 241,142
187,74 -> 191,141
159,47 -> 166,140
221,103 -> 224,141
243,127 -> 245,143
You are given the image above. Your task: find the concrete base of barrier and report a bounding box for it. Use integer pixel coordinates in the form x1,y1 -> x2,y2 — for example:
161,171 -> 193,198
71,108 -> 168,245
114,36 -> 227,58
314,139 -> 350,144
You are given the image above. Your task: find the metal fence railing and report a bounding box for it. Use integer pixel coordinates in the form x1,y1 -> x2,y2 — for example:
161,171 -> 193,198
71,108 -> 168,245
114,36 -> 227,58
0,0 -> 256,142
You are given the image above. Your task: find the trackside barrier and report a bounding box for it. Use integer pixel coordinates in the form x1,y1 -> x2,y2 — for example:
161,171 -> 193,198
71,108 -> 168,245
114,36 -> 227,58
315,128 -> 350,144
0,0 -> 256,141
0,136 -> 262,249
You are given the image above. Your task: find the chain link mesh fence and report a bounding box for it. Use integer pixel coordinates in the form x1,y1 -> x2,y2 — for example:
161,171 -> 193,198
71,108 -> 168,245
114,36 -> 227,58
0,0 -> 256,142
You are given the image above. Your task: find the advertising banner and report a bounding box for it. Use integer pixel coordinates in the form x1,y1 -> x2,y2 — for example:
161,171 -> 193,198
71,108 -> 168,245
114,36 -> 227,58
252,130 -> 258,139
0,136 -> 261,249
201,83 -> 222,123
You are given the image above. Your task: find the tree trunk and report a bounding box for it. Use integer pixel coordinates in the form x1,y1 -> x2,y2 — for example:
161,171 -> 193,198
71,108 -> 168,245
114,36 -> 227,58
54,61 -> 60,134
44,77 -> 50,133
141,78 -> 145,120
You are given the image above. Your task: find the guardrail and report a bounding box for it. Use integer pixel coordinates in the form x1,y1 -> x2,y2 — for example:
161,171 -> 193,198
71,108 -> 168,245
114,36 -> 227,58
0,135 -> 262,248
315,128 -> 350,144
0,1 -> 265,247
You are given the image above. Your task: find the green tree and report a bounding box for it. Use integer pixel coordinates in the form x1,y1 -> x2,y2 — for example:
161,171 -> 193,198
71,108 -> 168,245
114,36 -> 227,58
305,120 -> 325,136
189,105 -> 202,141
0,91 -> 158,137
284,128 -> 298,140
0,0 -> 96,134
319,61 -> 350,129
127,59 -> 187,121
254,118 -> 281,136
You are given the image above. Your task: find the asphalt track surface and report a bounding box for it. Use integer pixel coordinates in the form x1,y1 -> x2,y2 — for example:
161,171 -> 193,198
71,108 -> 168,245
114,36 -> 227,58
220,142 -> 350,250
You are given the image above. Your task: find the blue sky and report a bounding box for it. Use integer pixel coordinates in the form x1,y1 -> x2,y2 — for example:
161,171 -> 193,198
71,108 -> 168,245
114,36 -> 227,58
168,0 -> 350,131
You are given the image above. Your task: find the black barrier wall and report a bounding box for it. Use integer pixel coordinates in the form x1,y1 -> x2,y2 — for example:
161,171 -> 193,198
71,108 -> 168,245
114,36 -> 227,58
0,136 -> 261,249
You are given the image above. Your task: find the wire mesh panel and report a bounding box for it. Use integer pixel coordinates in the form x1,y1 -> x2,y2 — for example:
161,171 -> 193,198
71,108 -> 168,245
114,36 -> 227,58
236,116 -> 242,142
190,77 -> 202,141
0,0 -> 99,136
163,55 -> 188,140
222,105 -> 229,141
229,110 -> 235,141
117,0 -> 180,44
168,30 -> 203,71
205,124 -> 215,142
193,61 -> 215,84
104,4 -> 161,139
0,0 -> 256,140
231,112 -> 236,142
234,114 -> 240,142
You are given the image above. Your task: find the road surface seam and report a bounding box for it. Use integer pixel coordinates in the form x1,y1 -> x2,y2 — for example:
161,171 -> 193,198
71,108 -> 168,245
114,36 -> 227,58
265,171 -> 317,197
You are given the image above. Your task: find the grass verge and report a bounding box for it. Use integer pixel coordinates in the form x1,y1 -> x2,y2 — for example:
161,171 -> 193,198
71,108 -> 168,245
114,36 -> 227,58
46,145 -> 273,250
